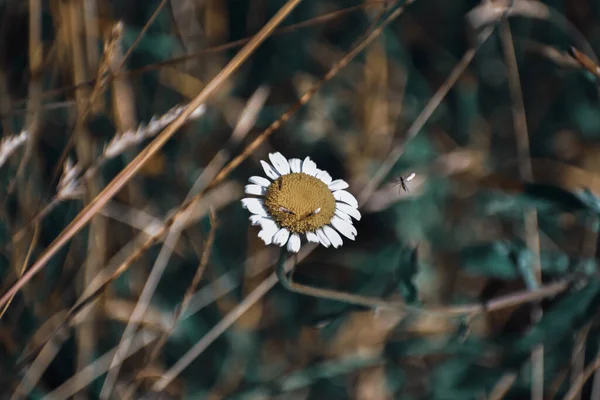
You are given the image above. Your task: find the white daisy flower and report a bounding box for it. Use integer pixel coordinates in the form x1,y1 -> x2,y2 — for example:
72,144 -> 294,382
241,152 -> 360,253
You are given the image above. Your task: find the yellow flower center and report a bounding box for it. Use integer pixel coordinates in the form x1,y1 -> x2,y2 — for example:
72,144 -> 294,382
264,173 -> 336,234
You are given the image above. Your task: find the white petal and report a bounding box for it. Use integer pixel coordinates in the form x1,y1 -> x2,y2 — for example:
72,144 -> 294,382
302,157 -> 318,176
245,184 -> 266,196
258,223 -> 278,245
333,190 -> 358,208
316,228 -> 330,247
287,233 -> 301,253
330,216 -> 356,240
261,218 -> 278,231
241,198 -> 267,216
260,160 -> 280,180
250,215 -> 276,228
336,202 -> 361,221
335,209 -> 351,222
289,158 -> 302,173
306,231 -> 319,243
328,179 -> 349,191
273,228 -> 290,247
249,176 -> 271,187
323,225 -> 343,248
315,170 -> 333,185
269,152 -> 291,175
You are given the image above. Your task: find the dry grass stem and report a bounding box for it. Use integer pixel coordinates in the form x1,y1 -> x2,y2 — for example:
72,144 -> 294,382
0,0 -> 303,310
121,210 -> 218,399
98,155 -> 225,398
0,2 -> 389,118
357,23 -> 495,204
500,18 -> 544,400
486,373 -> 517,400
9,103 -> 206,247
42,331 -> 158,400
151,244 -> 316,391
563,352 -> 600,400
0,222 -> 39,321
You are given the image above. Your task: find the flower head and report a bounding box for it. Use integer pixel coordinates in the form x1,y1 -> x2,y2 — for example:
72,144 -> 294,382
242,152 -> 360,253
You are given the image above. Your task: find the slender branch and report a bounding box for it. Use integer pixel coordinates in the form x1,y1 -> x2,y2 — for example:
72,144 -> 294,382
501,17 -> 544,400
563,353 -> 600,400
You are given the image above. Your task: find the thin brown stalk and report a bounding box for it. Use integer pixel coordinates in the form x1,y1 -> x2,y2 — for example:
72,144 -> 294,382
95,86 -> 265,397
570,324 -> 592,400
0,0 -> 304,311
12,326 -> 70,399
109,25 -> 138,134
150,245 -> 316,391
9,103 -> 206,249
569,46 -> 600,78
211,1 -> 413,186
66,3 -> 107,394
81,85 -> 262,396
151,209 -> 217,362
53,0 -> 170,182
0,221 -> 39,320
0,71 -> 12,135
563,353 -> 600,400
14,182 -> 239,374
25,0 -> 42,128
278,260 -> 572,316
500,20 -> 543,400
48,0 -> 165,209
97,167 -> 219,397
83,0 -> 100,98
122,210 -> 218,399
1,21 -> 121,254
357,24 -> 495,204
119,0 -> 169,72
1,2 -> 388,119
585,220 -> 600,400
42,330 -> 158,400
22,251 -> 573,394
549,368 -> 570,399
151,254 -> 573,392
98,202 -> 167,241
49,21 -> 123,189
8,0 -> 43,321
592,357 -> 600,400
486,373 -> 517,400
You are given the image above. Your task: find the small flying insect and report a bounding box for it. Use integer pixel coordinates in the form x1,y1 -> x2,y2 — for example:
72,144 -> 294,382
391,172 -> 416,193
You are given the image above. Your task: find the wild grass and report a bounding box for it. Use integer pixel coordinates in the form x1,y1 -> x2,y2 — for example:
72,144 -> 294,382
1,0 -> 600,399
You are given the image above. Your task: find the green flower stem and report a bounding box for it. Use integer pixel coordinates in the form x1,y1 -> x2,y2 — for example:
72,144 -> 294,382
274,248 -> 574,318
275,247 -> 294,291
275,247 -> 404,309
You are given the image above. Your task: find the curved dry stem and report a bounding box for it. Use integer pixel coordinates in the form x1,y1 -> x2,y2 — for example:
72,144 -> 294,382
0,221 -> 39,321
563,354 -> 600,400
275,246 -> 573,318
